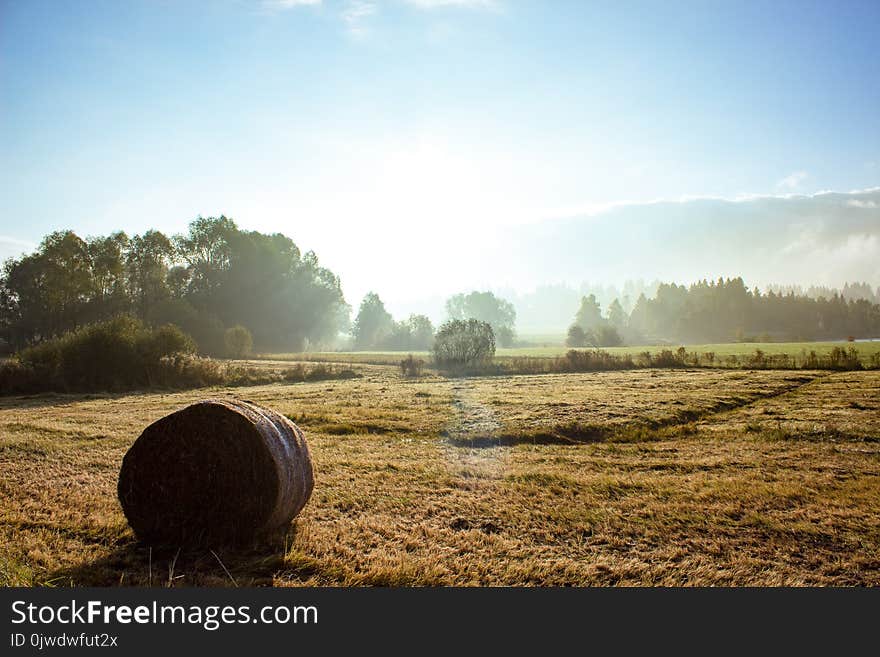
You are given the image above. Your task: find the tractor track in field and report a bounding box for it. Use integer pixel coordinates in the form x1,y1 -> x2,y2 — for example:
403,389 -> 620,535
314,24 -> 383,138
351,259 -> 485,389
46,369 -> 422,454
442,371 -> 828,447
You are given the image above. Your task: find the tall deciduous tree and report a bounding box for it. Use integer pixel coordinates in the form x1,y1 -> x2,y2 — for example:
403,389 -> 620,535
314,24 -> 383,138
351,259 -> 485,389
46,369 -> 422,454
445,291 -> 517,347
126,230 -> 174,321
352,292 -> 393,349
0,217 -> 349,353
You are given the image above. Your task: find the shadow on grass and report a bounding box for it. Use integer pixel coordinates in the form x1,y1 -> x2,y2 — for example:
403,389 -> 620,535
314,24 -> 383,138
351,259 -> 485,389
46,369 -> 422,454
44,527 -> 307,587
0,391 -> 145,412
444,424 -> 612,448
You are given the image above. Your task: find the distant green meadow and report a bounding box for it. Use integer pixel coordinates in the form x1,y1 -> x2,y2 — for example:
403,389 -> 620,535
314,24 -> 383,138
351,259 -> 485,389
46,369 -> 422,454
262,340 -> 880,366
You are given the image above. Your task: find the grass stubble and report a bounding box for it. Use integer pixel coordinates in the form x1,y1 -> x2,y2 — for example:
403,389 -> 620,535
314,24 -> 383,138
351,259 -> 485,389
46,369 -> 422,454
0,364 -> 877,586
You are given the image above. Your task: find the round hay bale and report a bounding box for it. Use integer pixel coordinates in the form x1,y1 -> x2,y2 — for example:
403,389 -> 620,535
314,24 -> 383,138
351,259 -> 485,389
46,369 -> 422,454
118,399 -> 313,546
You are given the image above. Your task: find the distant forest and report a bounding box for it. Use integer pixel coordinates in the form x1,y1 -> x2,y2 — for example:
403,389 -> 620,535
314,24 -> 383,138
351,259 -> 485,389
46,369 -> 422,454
2,219 -> 880,354
572,278 -> 880,346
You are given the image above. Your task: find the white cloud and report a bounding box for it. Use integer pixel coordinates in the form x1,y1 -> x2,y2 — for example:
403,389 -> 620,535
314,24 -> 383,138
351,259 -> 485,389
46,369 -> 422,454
403,0 -> 497,8
492,187 -> 880,295
776,171 -> 808,190
263,0 -> 322,8
535,186 -> 880,224
342,1 -> 377,37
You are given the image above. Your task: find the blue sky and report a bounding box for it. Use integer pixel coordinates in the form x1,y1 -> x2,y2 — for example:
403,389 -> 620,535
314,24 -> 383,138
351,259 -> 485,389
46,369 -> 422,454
1,0 -> 878,307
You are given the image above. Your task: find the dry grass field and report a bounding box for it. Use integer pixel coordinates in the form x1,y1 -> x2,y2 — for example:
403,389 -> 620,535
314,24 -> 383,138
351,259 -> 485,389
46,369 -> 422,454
1,363 -> 878,586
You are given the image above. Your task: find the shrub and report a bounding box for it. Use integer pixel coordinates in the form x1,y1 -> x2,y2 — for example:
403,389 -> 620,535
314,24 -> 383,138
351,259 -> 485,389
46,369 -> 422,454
748,349 -> 767,368
647,348 -> 690,368
281,363 -> 359,383
826,346 -> 862,370
801,350 -> 820,369
0,318 -> 362,395
152,353 -> 226,388
399,354 -> 424,377
224,325 -> 254,359
433,319 -> 495,370
561,349 -> 633,372
11,315 -> 196,393
0,358 -> 42,395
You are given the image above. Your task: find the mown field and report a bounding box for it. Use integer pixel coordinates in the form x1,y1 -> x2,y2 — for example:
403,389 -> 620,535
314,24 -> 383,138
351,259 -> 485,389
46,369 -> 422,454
263,339 -> 880,365
1,362 -> 878,586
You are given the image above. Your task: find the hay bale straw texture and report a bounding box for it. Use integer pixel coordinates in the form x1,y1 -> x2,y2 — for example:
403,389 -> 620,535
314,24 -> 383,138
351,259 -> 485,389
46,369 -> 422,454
118,399 -> 314,545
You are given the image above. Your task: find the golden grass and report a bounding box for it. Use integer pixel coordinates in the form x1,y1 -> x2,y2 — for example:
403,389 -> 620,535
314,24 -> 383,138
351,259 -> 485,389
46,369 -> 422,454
1,366 -> 878,586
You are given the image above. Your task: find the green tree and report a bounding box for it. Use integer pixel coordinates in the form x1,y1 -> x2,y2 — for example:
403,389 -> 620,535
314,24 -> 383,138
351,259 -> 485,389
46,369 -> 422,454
224,325 -> 254,359
607,298 -> 626,330
86,231 -> 129,321
594,325 -> 623,347
174,217 -> 348,351
566,324 -> 588,347
0,220 -> 350,353
574,294 -> 603,332
126,230 -> 174,321
406,314 -> 435,350
148,298 -> 225,355
378,314 -> 435,351
0,231 -> 92,345
173,215 -> 236,304
352,292 -> 394,349
445,291 -> 516,347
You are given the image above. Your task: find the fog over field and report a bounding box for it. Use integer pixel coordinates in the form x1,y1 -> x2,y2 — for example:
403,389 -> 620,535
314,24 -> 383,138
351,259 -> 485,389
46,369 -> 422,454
373,188 -> 880,327
3,187 -> 878,333
506,189 -> 880,288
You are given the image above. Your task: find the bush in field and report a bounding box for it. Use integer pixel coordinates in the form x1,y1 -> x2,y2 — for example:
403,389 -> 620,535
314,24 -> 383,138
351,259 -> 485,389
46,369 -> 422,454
0,358 -> 41,395
566,324 -> 588,348
649,348 -> 688,368
826,346 -> 862,370
152,353 -> 227,388
399,354 -> 425,377
281,363 -> 358,383
801,350 -> 820,369
8,315 -> 196,393
433,319 -> 495,369
224,325 -> 254,359
561,349 -> 634,372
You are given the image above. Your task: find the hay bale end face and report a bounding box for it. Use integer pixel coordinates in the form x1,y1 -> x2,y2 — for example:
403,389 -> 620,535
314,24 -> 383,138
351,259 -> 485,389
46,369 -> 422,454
118,399 -> 314,546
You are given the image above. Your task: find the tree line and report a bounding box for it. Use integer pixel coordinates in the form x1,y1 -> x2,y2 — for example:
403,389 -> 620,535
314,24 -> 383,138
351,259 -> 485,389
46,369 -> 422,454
350,290 -> 517,350
569,277 -> 880,346
0,217 -> 348,354
4,220 -> 879,356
